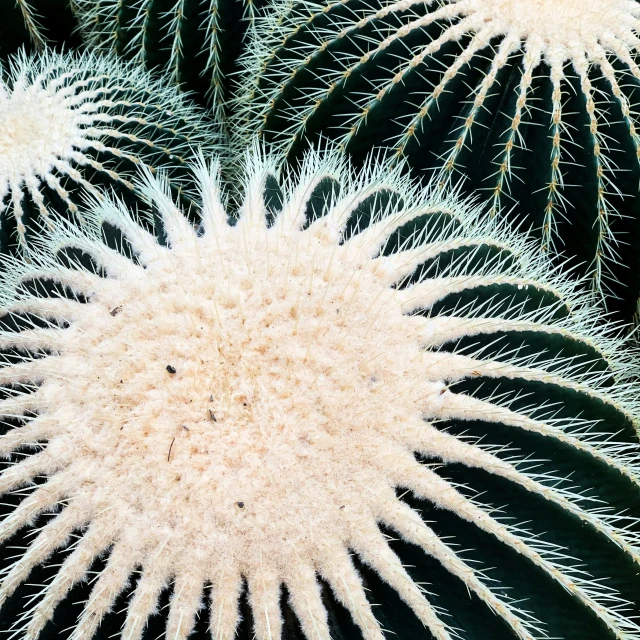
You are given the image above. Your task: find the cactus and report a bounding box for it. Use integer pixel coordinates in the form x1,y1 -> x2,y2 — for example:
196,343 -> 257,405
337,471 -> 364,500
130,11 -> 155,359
0,145 -> 639,639
0,48 -> 222,251
233,0 -> 640,321
73,0 -> 265,116
0,1 -> 80,59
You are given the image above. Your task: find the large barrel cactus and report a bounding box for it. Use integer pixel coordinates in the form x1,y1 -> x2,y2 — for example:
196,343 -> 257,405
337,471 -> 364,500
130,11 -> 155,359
0,48 -> 222,251
0,146 -> 638,639
74,0 -> 265,115
233,0 -> 640,321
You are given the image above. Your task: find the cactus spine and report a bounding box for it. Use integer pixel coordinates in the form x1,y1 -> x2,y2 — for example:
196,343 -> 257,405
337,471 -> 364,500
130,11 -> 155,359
0,1 -> 80,59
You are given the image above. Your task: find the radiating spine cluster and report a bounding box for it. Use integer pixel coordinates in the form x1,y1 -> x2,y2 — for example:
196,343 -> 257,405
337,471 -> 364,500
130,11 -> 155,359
0,49 -> 222,250
233,0 -> 640,320
0,147 -> 638,639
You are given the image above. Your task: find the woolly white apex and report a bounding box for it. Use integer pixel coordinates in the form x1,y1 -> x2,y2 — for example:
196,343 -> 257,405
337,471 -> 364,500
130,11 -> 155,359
0,49 -> 220,247
455,0 -> 637,53
0,148 -> 639,640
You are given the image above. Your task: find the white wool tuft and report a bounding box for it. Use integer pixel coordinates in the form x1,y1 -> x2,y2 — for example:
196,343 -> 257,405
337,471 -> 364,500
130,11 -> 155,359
0,49 -> 221,248
0,146 -> 639,640
457,0 -> 636,53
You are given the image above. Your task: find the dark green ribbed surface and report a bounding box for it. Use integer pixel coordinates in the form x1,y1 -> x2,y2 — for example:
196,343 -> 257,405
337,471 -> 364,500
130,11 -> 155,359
74,0 -> 264,112
234,0 -> 640,323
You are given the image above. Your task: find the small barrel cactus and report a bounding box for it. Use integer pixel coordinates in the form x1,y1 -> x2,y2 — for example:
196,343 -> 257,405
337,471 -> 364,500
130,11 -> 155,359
233,0 -> 640,321
0,1 -> 80,59
0,48 -> 222,251
0,146 -> 638,639
74,0 -> 264,115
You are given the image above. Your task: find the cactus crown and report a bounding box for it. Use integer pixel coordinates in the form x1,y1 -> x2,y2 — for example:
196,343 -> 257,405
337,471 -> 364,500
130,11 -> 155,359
0,49 -> 222,251
233,0 -> 640,319
0,147 -> 639,639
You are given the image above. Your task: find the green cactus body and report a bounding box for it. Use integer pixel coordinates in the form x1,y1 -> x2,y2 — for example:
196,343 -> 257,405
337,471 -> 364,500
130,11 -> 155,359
0,49 -> 222,251
234,0 -> 640,321
74,0 -> 263,115
0,146 -> 638,639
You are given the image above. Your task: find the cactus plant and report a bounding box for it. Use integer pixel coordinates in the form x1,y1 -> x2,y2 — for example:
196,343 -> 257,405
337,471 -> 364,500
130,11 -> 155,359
0,145 -> 639,639
233,0 -> 640,322
0,48 -> 222,252
0,1 -> 80,59
73,0 -> 264,116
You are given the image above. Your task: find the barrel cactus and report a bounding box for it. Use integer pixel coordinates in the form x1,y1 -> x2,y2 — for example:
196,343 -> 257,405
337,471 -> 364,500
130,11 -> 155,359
233,0 -> 640,321
74,0 -> 265,116
0,48 -> 222,252
0,146 -> 638,639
